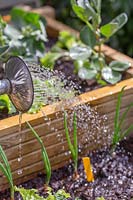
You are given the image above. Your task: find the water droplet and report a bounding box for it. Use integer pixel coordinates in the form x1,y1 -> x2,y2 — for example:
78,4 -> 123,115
17,169 -> 23,175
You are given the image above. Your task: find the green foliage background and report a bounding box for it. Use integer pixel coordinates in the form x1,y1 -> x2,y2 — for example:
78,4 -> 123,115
42,0 -> 133,57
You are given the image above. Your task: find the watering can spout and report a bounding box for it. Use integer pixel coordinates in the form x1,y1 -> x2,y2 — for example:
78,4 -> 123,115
0,56 -> 34,112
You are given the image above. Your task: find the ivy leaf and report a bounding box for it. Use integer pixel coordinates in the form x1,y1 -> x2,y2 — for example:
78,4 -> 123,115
100,13 -> 128,38
102,67 -> 122,84
70,45 -> 92,60
109,61 -> 130,72
78,67 -> 97,80
80,25 -> 96,48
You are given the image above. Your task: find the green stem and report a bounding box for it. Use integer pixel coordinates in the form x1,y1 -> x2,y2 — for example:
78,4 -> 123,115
11,187 -> 14,200
98,42 -> 102,58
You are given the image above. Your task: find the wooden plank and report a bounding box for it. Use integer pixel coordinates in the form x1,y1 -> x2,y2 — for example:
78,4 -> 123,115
0,88 -> 133,140
0,105 -> 132,173
0,152 -> 71,190
0,78 -> 132,134
0,92 -> 132,164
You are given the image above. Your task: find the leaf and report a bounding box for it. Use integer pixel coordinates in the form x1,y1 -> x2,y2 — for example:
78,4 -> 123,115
41,52 -> 61,69
26,122 -> 51,185
92,0 -> 101,14
0,45 -> 9,55
78,67 -> 97,80
57,31 -> 77,50
100,13 -> 128,38
0,145 -> 13,187
77,0 -> 85,8
74,60 -> 84,73
0,94 -> 16,114
96,197 -> 105,200
0,163 -> 12,186
55,189 -> 71,199
113,86 -> 126,145
72,4 -> 90,23
70,45 -> 92,60
64,112 -> 75,158
80,25 -> 96,48
71,0 -> 95,31
90,57 -> 101,71
109,61 -> 130,72
102,67 -> 122,84
0,95 -> 10,112
14,187 -> 45,200
11,8 -> 41,30
4,24 -> 21,40
121,124 -> 133,140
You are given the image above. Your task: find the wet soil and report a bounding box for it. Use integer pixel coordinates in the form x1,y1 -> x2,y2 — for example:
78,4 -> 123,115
0,138 -> 133,200
0,38 -> 132,200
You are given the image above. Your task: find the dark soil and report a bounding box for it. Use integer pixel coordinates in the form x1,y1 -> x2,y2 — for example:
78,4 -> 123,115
0,138 -> 133,200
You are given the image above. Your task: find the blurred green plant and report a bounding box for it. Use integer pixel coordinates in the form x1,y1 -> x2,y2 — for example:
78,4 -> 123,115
41,31 -> 78,69
96,197 -> 105,200
70,0 -> 129,84
41,1 -> 130,85
64,111 -> 78,178
0,94 -> 16,115
102,0 -> 133,57
0,145 -> 14,200
14,186 -> 71,200
26,121 -> 51,186
44,0 -> 132,57
0,16 -> 9,59
0,8 -> 47,62
112,86 -> 133,151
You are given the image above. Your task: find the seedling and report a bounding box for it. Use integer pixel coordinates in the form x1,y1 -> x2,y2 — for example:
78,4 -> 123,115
70,0 -> 130,84
14,186 -> 71,200
42,1 -> 130,85
27,122 -> 51,187
64,111 -> 78,179
112,86 -> 133,151
0,145 -> 14,200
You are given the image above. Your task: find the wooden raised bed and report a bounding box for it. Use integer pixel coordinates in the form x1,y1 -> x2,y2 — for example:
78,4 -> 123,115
0,7 -> 133,191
